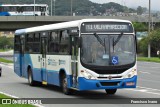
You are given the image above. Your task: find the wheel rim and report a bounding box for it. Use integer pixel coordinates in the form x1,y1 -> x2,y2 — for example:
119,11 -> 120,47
63,77 -> 67,93
28,70 -> 32,84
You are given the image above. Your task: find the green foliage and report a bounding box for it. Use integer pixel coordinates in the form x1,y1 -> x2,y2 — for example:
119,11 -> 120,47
138,29 -> 160,57
133,22 -> 147,31
148,29 -> 160,56
138,57 -> 160,63
137,6 -> 143,15
138,37 -> 149,56
0,37 -> 13,50
0,58 -> 13,63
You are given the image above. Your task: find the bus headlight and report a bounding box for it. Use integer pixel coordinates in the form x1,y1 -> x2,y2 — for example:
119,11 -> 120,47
124,68 -> 136,78
80,70 -> 96,79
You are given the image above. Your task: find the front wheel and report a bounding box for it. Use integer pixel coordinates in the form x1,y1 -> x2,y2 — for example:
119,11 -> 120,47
105,89 -> 117,94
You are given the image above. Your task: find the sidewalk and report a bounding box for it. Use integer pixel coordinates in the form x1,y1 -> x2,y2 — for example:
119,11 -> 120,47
0,62 -> 13,69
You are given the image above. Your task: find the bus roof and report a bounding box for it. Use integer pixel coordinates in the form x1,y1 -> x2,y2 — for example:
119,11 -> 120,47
15,19 -> 132,35
0,4 -> 48,7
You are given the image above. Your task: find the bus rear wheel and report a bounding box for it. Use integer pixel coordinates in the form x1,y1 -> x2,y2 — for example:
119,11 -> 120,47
28,68 -> 36,86
105,89 -> 117,94
61,74 -> 71,95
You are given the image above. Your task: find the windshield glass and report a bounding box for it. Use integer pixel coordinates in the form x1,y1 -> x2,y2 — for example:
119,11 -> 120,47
81,34 -> 135,66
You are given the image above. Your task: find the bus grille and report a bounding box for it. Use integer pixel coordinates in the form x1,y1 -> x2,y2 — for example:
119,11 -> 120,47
93,68 -> 128,74
100,82 -> 120,86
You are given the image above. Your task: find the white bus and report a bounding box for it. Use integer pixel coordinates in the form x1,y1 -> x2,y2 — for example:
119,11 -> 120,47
14,19 -> 137,95
0,4 -> 49,16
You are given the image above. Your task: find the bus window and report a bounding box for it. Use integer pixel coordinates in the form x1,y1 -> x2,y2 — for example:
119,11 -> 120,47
25,33 -> 40,53
9,6 -> 17,12
3,7 -> 9,12
24,6 -> 34,11
14,36 -> 21,53
35,33 -> 40,42
33,33 -> 40,53
0,7 -> 3,12
48,31 -> 59,53
59,30 -> 70,54
36,6 -> 41,11
26,34 -> 34,53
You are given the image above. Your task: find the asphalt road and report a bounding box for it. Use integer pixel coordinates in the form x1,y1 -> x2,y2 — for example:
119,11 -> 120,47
0,61 -> 160,107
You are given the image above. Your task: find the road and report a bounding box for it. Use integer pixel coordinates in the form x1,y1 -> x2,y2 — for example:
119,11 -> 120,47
0,50 -> 13,61
0,61 -> 160,107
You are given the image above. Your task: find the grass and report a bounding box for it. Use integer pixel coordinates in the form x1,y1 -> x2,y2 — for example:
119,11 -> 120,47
137,57 -> 160,63
0,93 -> 35,107
0,49 -> 12,52
0,58 -> 13,63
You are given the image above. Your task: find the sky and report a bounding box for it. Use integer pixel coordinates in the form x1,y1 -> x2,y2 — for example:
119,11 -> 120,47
90,0 -> 159,11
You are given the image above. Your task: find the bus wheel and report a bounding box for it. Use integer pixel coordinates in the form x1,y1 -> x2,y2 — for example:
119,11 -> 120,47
62,74 -> 71,95
105,89 -> 117,95
28,68 -> 36,86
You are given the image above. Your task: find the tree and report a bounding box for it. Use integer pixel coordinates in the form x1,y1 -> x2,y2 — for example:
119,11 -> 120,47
138,37 -> 149,56
138,29 -> 160,56
137,6 -> 143,15
148,29 -> 160,56
133,22 -> 147,31
0,37 -> 10,49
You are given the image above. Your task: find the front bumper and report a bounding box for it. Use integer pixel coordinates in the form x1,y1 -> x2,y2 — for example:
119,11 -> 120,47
78,76 -> 137,90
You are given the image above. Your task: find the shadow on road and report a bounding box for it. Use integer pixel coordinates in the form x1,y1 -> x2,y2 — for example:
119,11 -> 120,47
20,82 -> 129,99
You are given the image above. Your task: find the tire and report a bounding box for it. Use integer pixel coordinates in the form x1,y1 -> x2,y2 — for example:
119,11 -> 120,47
0,72 -> 1,77
28,68 -> 37,86
105,89 -> 117,95
61,74 -> 71,95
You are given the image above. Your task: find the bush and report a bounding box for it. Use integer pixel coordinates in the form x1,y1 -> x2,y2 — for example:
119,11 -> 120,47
0,37 -> 13,50
138,29 -> 160,57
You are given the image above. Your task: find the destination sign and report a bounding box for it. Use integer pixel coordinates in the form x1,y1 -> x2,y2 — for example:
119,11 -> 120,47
81,22 -> 133,33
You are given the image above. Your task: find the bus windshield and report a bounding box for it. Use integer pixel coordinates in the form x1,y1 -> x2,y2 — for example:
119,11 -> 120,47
81,34 -> 136,66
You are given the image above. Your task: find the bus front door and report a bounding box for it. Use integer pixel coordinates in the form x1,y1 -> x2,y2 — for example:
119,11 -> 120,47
20,36 -> 25,77
71,36 -> 78,87
41,37 -> 47,84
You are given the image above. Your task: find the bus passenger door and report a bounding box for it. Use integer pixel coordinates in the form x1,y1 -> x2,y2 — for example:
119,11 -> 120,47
41,37 -> 47,84
20,36 -> 25,77
40,7 -> 45,16
14,36 -> 22,77
71,36 -> 78,87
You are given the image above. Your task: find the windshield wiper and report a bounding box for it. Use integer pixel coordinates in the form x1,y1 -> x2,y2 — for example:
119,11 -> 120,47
113,32 -> 123,46
94,33 -> 104,46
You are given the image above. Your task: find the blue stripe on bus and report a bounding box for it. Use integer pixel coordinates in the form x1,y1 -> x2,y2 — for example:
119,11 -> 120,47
0,12 -> 11,16
78,76 -> 137,90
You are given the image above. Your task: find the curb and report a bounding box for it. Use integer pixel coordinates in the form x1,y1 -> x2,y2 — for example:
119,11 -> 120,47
0,62 -> 13,66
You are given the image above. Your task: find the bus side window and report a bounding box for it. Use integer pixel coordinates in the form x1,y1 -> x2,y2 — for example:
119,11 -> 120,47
26,34 -> 34,53
59,30 -> 70,54
33,33 -> 40,53
14,36 -> 21,53
0,7 -> 2,12
48,31 -> 59,53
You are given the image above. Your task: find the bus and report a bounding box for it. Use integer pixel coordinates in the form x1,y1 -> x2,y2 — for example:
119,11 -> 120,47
0,4 -> 49,16
14,19 -> 137,95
